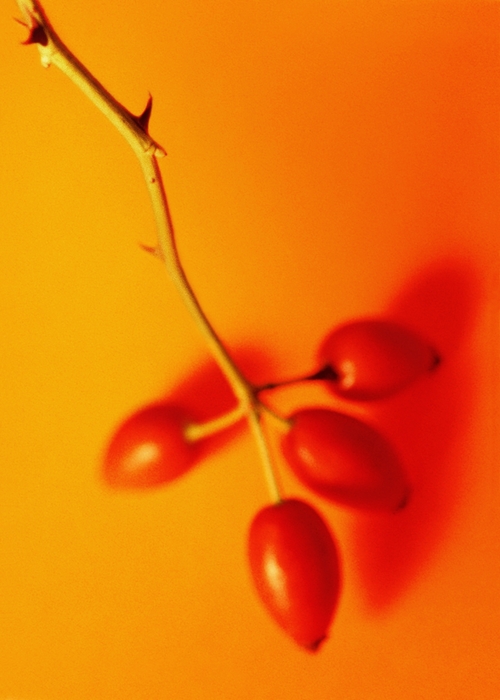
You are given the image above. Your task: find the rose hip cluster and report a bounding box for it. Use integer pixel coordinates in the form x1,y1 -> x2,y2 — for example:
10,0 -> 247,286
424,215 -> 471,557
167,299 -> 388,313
103,319 -> 440,652
16,2 -> 441,654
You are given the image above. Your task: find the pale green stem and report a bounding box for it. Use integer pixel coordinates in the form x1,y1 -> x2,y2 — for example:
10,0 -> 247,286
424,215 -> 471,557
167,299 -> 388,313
137,155 -> 255,407
184,405 -> 246,442
259,403 -> 293,431
17,0 -> 255,409
16,0 -> 284,501
16,0 -> 165,158
246,410 -> 282,503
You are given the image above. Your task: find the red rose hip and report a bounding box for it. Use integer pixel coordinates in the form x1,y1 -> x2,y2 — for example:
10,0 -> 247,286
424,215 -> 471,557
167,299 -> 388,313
248,499 -> 341,652
319,319 -> 440,400
102,403 -> 198,489
282,409 -> 410,511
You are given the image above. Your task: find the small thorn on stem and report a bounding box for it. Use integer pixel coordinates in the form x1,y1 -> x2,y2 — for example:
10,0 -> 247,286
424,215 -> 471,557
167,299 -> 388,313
154,145 -> 167,158
15,16 -> 48,46
139,242 -> 164,260
134,94 -> 153,133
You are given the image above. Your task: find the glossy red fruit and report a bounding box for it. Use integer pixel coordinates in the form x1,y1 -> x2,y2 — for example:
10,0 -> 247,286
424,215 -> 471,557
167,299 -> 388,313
282,409 -> 410,511
319,319 -> 440,400
102,404 -> 198,489
248,499 -> 341,652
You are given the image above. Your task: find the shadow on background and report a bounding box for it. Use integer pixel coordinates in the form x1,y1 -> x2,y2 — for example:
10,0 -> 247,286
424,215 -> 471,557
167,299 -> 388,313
160,255 -> 483,613
350,255 -> 483,613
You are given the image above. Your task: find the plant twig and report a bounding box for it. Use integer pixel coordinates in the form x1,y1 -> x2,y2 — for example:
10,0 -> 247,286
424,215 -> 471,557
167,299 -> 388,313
184,405 -> 246,442
15,0 -> 165,158
15,0 -> 285,501
15,0 -> 251,403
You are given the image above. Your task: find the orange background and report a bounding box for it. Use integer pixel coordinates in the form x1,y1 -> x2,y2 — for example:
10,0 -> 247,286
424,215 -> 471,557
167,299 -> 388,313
1,1 -> 499,698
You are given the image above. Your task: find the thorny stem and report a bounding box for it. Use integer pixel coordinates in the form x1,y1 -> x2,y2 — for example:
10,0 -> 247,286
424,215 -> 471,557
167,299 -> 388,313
16,0 -> 285,500
137,154 -> 255,408
15,0 -> 165,158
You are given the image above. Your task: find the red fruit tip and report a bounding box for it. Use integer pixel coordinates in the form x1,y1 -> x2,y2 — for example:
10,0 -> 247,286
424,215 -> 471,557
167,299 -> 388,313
303,634 -> 328,653
394,484 -> 412,512
430,350 -> 441,371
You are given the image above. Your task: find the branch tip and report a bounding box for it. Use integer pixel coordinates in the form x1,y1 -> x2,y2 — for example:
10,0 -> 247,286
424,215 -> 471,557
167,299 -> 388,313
15,0 -> 166,157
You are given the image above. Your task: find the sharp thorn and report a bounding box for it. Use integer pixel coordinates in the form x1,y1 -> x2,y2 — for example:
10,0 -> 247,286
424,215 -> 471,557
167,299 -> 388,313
139,242 -> 164,260
15,16 -> 48,46
134,94 -> 153,133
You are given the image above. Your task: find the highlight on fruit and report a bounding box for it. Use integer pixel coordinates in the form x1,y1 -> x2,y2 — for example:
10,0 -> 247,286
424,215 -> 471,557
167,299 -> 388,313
318,319 -> 440,400
248,499 -> 341,652
282,408 -> 410,512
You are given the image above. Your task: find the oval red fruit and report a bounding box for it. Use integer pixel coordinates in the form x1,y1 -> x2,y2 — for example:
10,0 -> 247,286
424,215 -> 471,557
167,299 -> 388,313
248,499 -> 341,652
282,409 -> 410,511
319,319 -> 440,400
102,404 -> 197,489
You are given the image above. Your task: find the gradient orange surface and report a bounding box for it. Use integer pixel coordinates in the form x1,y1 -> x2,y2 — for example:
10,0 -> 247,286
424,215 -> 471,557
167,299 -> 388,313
1,1 -> 500,698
